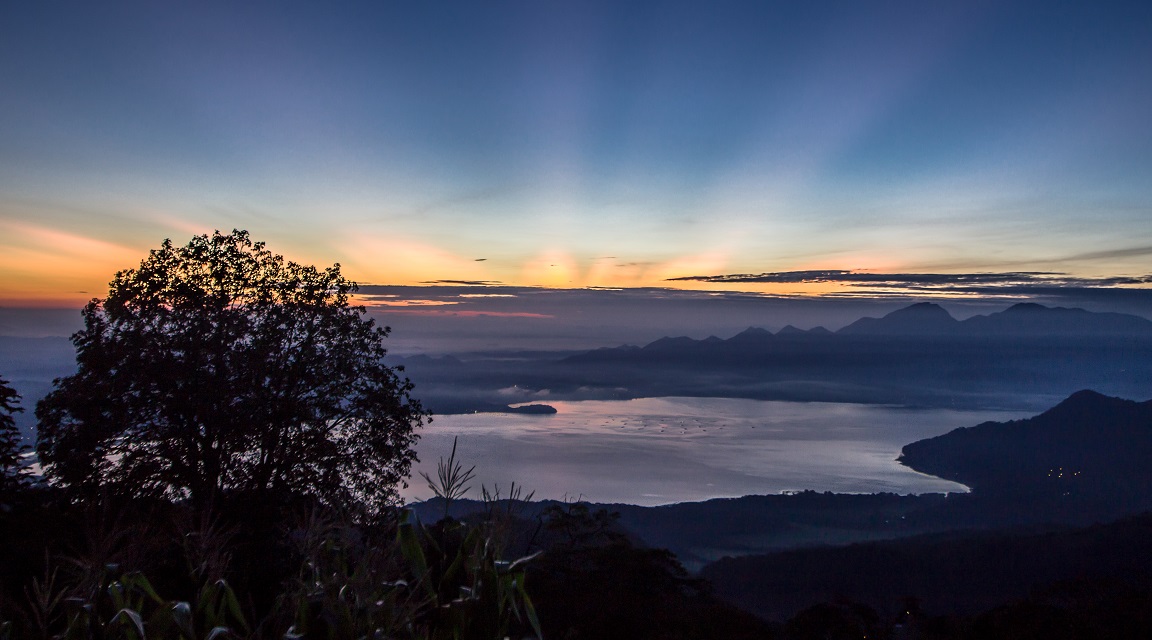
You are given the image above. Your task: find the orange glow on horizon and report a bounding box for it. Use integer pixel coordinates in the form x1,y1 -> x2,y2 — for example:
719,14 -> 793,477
0,222 -> 145,306
369,309 -> 554,318
360,298 -> 460,307
336,234 -> 495,286
515,249 -> 732,290
659,279 -> 859,297
520,250 -> 581,288
7,227 -> 1140,309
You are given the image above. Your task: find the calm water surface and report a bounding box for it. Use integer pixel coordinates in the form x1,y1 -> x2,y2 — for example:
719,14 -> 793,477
403,397 -> 1031,506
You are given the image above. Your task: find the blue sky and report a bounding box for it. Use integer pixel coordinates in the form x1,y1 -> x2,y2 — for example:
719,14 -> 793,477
1,0 -> 1150,305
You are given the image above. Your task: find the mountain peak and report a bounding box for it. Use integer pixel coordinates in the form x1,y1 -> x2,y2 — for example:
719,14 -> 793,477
728,327 -> 774,341
838,302 -> 958,336
961,304 -> 1152,336
1063,388 -> 1111,403
887,302 -> 953,318
1003,302 -> 1049,313
1041,389 -> 1135,419
641,336 -> 698,351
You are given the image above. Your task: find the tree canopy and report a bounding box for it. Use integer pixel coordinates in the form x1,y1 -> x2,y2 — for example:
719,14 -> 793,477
0,375 -> 30,498
36,230 -> 425,514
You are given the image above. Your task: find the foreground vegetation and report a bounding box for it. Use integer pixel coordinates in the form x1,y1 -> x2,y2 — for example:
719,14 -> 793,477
6,481 -> 1152,640
0,484 -> 780,639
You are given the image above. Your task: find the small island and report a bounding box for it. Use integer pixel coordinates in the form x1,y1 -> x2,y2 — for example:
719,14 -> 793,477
506,403 -> 558,415
424,398 -> 558,415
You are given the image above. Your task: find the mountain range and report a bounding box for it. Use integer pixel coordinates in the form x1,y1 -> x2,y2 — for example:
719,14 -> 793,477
572,303 -> 1152,359
545,302 -> 1152,409
8,302 -> 1152,422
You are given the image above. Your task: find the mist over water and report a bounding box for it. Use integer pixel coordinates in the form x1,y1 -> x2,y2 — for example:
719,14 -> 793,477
403,397 -> 1032,506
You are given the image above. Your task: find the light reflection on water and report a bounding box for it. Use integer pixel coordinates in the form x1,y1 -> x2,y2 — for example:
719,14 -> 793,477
403,397 -> 1032,506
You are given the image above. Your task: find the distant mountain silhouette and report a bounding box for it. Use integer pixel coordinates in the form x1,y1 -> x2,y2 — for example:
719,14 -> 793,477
838,301 -> 1152,337
574,303 -> 1152,356
776,324 -> 834,338
724,326 -> 774,344
367,302 -> 1152,416
837,302 -> 960,336
545,303 -> 1152,409
899,390 -> 1152,497
642,335 -> 703,352
959,302 -> 1152,336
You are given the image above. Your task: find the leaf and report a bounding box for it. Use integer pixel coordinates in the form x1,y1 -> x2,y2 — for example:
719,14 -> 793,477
110,608 -> 147,639
122,572 -> 165,605
523,591 -> 543,640
506,551 -> 542,573
108,580 -> 129,610
170,601 -> 195,639
397,513 -> 433,597
215,580 -> 249,633
440,534 -> 473,588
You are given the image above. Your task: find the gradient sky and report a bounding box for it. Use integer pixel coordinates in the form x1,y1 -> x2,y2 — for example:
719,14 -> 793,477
2,0 -> 1151,306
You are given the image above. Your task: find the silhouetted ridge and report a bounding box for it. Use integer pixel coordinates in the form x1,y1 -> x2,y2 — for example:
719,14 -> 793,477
837,302 -> 959,336
725,327 -> 774,343
899,390 -> 1152,496
1040,388 -> 1137,419
959,302 -> 1152,336
574,303 -> 1152,358
702,511 -> 1152,622
557,303 -> 1152,403
641,336 -> 698,351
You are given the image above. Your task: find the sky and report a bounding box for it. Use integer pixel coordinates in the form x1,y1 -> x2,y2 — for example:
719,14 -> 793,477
1,0 -> 1151,311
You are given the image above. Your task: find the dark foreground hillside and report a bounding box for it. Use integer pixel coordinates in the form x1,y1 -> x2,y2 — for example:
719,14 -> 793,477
702,511 -> 1152,622
693,389 -> 1152,635
0,490 -> 779,640
898,389 -> 1152,501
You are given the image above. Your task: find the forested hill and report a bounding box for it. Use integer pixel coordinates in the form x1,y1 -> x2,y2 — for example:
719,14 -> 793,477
702,510 -> 1152,622
898,390 -> 1152,499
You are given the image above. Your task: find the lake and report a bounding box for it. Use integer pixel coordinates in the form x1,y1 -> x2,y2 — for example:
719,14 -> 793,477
402,397 -> 1032,506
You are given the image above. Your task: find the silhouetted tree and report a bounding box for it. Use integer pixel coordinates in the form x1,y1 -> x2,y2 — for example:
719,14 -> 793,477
36,230 -> 425,516
0,375 -> 31,498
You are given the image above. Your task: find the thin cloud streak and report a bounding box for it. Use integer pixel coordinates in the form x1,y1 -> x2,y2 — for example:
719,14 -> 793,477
1057,245 -> 1152,263
668,270 -> 1152,295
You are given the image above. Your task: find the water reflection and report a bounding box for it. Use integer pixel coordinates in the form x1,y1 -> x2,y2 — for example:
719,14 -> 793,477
404,397 -> 1031,506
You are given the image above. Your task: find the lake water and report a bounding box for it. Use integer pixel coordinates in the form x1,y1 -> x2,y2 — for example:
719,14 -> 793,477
402,397 -> 1032,506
